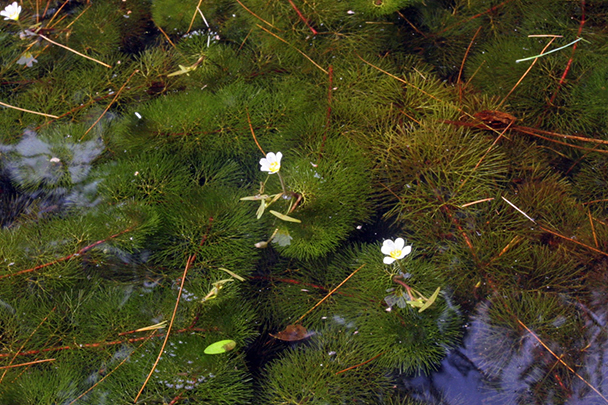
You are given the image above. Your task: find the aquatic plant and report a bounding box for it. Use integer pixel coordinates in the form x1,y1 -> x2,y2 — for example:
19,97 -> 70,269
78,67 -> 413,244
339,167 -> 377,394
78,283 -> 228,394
1,0 -> 608,403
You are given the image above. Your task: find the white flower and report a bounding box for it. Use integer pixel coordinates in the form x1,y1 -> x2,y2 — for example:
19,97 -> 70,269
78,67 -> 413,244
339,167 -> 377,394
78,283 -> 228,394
1,2 -> 21,21
259,152 -> 282,174
16,52 -> 37,68
381,238 -> 411,264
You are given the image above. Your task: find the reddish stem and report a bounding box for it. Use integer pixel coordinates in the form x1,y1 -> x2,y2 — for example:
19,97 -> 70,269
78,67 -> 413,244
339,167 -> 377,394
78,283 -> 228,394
288,0 -> 318,35
0,227 -> 135,280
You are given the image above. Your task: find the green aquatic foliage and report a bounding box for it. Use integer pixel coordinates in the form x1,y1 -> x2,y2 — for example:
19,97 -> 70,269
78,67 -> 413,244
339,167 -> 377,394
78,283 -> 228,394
2,0 -> 608,402
261,328 -> 393,404
268,138 -> 373,259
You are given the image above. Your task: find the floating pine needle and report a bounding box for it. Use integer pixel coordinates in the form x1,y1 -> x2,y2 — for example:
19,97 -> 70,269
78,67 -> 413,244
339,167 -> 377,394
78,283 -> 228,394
256,24 -> 327,74
294,264 -> 366,325
37,33 -> 112,68
246,110 -> 265,155
270,324 -> 313,342
134,218 -> 213,403
335,352 -> 383,375
501,196 -> 536,223
187,0 -> 205,33
82,69 -> 139,140
516,37 -> 584,63
0,100 -> 59,118
0,358 -> 55,370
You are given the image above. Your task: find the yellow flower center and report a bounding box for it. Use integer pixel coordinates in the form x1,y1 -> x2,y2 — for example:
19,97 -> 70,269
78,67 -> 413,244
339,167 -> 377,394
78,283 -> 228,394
269,162 -> 280,173
390,249 -> 402,259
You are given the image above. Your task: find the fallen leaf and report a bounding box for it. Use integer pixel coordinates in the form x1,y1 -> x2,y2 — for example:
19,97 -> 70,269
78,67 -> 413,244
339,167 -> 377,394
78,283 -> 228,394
270,324 -> 313,341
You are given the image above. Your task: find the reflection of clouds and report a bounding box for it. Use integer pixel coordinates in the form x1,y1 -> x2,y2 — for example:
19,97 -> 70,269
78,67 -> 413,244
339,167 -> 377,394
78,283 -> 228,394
0,129 -> 104,219
401,297 -> 608,405
466,299 -> 608,404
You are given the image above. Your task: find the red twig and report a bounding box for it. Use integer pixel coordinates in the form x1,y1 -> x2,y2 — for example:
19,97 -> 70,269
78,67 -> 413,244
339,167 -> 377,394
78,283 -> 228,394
547,0 -> 585,108
288,0 -> 317,35
458,26 -> 482,101
0,227 -> 135,280
168,394 -> 184,405
0,326 -> 211,359
437,0 -> 515,35
335,352 -> 383,375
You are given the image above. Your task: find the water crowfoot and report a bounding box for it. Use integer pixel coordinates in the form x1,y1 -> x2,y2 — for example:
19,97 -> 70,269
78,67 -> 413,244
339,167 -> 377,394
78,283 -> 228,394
381,237 -> 411,264
259,152 -> 282,174
1,2 -> 21,21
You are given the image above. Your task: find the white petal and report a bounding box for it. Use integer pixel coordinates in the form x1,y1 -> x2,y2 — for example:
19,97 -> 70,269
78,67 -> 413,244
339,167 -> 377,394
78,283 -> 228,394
381,240 -> 395,255
266,152 -> 277,162
275,151 -> 282,163
401,245 -> 412,257
383,256 -> 395,265
394,238 -> 405,250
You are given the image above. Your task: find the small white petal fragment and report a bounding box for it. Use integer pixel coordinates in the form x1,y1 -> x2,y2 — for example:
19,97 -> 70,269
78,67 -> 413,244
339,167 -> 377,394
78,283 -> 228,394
381,238 -> 412,264
1,2 -> 21,21
259,151 -> 282,174
16,52 -> 37,68
134,112 -> 142,119
49,157 -> 61,163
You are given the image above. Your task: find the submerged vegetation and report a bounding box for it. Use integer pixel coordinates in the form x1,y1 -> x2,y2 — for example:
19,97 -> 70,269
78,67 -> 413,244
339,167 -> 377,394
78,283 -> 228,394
1,0 -> 608,403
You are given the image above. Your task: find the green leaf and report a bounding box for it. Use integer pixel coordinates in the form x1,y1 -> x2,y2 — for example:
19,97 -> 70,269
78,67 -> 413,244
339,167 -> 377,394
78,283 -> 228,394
240,194 -> 269,201
256,200 -> 266,219
218,267 -> 245,282
418,287 -> 441,313
204,339 -> 237,355
269,210 -> 301,223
